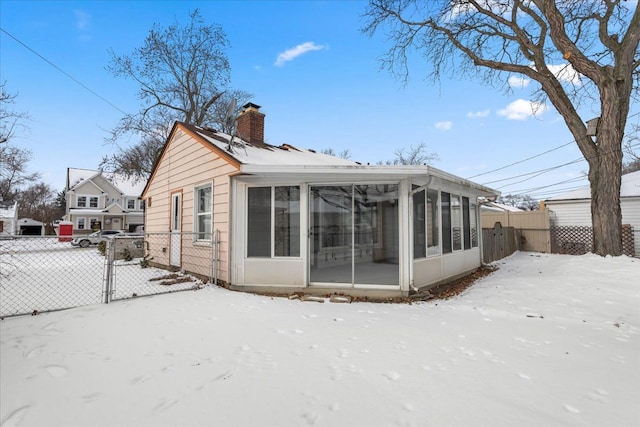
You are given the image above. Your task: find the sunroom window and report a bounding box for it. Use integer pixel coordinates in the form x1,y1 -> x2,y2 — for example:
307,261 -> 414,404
247,186 -> 300,258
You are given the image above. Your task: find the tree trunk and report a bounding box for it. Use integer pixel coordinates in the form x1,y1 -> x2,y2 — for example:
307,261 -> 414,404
589,84 -> 625,256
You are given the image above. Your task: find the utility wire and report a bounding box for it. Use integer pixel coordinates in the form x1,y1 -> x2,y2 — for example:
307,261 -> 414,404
470,110 -> 640,183
0,27 -> 128,115
466,141 -> 575,179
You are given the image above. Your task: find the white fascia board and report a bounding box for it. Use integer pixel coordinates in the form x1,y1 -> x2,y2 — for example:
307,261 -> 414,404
239,164 -> 499,197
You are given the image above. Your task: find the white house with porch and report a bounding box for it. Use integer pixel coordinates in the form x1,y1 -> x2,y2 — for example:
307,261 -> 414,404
64,168 -> 146,234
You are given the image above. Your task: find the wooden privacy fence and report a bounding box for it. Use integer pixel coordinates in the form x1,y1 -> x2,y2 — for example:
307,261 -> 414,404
482,210 -> 551,253
481,209 -> 637,261
482,222 -> 517,264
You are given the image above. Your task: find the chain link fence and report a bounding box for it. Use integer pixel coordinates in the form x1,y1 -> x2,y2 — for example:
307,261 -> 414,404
0,232 -> 219,318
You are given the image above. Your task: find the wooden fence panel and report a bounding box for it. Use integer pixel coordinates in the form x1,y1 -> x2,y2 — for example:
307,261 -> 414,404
482,223 -> 517,263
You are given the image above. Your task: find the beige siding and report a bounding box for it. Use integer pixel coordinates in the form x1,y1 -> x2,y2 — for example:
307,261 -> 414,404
143,128 -> 238,282
481,210 -> 551,253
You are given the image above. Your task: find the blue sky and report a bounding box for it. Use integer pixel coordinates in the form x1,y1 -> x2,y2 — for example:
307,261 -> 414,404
1,0 -> 637,199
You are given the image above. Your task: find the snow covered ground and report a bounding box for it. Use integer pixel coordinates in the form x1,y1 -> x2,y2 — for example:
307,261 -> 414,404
1,252 -> 638,427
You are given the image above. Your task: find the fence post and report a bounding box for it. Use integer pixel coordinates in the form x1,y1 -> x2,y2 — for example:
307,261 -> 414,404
103,239 -> 115,304
213,229 -> 219,285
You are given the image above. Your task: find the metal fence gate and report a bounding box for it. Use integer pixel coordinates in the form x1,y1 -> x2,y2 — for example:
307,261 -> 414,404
0,231 -> 219,318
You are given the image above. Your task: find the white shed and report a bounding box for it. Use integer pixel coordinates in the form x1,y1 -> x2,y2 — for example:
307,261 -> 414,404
544,170 -> 640,256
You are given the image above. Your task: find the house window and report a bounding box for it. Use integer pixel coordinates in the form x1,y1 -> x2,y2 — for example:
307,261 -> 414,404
441,192 -> 452,254
470,201 -> 478,248
195,185 -> 212,240
413,190 -> 426,259
247,186 -> 300,258
427,189 -> 440,256
413,188 -> 440,259
463,197 -> 471,250
77,196 -> 87,208
127,199 -> 136,210
248,187 -> 271,257
451,195 -> 462,251
139,200 -> 145,210
274,186 -> 300,257
77,218 -> 86,230
89,197 -> 98,208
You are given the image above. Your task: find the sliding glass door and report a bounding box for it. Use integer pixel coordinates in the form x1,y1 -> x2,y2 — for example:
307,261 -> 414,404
309,184 -> 399,286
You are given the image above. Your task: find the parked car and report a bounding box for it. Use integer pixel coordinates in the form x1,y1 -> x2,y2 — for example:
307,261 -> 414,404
71,230 -> 124,248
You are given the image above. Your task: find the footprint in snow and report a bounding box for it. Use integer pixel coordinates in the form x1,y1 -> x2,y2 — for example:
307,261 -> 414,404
45,365 -> 68,378
25,346 -> 44,360
384,371 -> 400,381
518,373 -> 531,380
564,404 -> 581,414
301,411 -> 319,425
1,405 -> 31,427
585,388 -> 609,403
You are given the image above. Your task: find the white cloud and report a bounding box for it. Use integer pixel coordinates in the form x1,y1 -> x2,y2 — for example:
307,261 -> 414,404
508,76 -> 530,88
435,121 -> 453,131
74,10 -> 91,30
275,42 -> 326,67
497,99 -> 547,120
467,109 -> 490,119
546,63 -> 582,85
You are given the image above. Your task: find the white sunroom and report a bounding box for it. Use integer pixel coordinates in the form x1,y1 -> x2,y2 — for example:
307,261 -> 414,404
229,164 -> 498,297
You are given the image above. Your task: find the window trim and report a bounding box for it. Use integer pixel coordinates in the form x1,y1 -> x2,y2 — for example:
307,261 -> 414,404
193,182 -> 213,243
246,185 -> 301,259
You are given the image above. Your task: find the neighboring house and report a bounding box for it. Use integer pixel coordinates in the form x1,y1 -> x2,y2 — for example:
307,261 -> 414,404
543,170 -> 640,256
17,218 -> 45,235
64,168 -> 146,234
0,199 -> 18,237
141,103 -> 499,297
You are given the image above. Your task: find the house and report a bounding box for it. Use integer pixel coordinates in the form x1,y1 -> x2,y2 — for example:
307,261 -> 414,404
0,199 -> 18,238
141,103 -> 499,297
543,170 -> 640,256
64,168 -> 146,234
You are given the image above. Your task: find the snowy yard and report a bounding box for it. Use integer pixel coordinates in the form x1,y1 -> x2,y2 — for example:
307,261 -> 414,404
1,252 -> 638,427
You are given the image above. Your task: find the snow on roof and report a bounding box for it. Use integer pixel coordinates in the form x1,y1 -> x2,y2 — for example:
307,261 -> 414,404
67,168 -> 146,197
481,202 -> 524,212
177,123 -> 498,197
546,170 -> 640,201
188,125 -> 358,167
0,200 -> 17,216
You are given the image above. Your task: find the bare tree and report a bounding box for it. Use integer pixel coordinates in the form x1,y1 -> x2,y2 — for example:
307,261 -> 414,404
102,9 -> 246,182
497,194 -> 539,211
377,142 -> 439,165
0,81 -> 29,145
364,0 -> 639,256
210,90 -> 254,135
16,183 -> 64,234
320,148 -> 352,159
0,146 -> 40,201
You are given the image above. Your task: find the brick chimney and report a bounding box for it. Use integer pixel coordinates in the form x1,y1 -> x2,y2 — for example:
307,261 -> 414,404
236,102 -> 265,146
